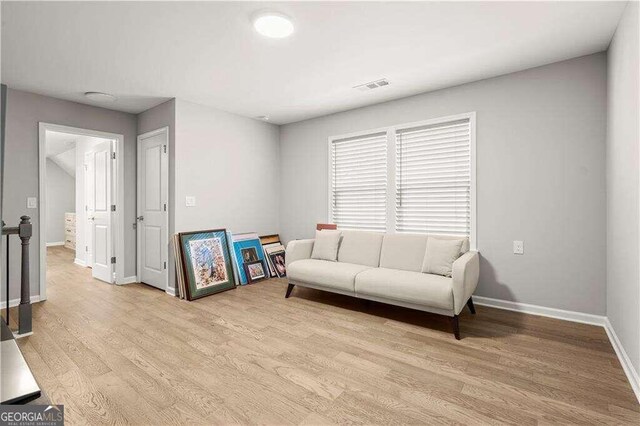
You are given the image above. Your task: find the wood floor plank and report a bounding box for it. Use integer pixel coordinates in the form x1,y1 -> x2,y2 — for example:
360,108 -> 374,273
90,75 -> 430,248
11,246 -> 638,425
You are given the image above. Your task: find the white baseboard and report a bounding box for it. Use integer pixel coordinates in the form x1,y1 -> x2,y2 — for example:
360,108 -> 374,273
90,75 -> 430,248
166,287 -> 176,297
46,241 -> 65,247
74,258 -> 86,267
121,276 -> 138,285
473,295 -> 638,403
604,318 -> 640,403
0,295 -> 41,310
473,295 -> 606,326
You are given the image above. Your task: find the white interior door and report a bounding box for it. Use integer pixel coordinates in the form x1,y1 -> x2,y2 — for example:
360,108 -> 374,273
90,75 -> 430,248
91,141 -> 113,283
137,128 -> 168,290
84,151 -> 95,267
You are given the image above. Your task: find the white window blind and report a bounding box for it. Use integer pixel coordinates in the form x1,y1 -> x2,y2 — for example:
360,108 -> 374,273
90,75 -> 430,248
395,118 -> 471,236
330,132 -> 387,232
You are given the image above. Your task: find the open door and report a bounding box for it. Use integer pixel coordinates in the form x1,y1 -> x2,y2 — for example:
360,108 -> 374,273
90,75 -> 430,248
84,150 -> 95,267
90,140 -> 113,283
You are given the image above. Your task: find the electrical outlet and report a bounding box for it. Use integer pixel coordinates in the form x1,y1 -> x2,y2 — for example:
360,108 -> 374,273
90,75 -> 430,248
185,196 -> 196,207
513,240 -> 524,255
27,197 -> 37,209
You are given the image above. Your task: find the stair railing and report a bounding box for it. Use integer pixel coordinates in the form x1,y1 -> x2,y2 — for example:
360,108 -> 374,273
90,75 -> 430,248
2,215 -> 33,336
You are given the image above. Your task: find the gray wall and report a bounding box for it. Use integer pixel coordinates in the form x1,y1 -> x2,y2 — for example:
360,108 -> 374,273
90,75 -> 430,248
606,1 -> 639,374
174,99 -> 280,235
280,53 -> 607,315
45,158 -> 74,244
2,89 -> 138,299
137,99 -> 176,289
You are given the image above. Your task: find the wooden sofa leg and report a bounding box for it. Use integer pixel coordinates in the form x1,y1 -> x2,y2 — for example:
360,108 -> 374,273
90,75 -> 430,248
285,283 -> 295,299
452,315 -> 460,340
467,297 -> 476,314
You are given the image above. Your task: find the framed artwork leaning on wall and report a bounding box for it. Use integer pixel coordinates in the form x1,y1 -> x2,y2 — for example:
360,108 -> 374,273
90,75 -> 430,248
244,260 -> 266,283
179,229 -> 236,300
268,250 -> 286,278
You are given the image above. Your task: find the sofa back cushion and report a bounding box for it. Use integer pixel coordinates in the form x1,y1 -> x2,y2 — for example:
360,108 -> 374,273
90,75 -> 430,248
337,230 -> 384,267
378,233 -> 470,272
379,234 -> 429,272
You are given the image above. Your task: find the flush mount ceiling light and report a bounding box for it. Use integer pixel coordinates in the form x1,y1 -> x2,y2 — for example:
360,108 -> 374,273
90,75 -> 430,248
252,11 -> 294,38
256,115 -> 270,121
84,91 -> 116,102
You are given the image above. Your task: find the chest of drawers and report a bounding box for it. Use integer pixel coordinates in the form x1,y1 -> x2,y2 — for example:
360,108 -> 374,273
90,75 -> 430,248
64,212 -> 76,250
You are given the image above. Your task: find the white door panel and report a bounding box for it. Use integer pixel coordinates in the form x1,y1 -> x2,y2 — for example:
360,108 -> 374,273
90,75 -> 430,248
91,141 -> 113,283
137,129 -> 168,290
144,225 -> 162,271
94,225 -> 108,265
145,145 -> 162,210
84,152 -> 95,266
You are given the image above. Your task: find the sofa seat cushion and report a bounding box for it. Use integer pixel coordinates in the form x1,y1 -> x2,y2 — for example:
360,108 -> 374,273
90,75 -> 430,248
288,259 -> 373,293
355,268 -> 453,310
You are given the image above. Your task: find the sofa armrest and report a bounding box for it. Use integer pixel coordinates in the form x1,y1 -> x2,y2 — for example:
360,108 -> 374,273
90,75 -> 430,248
285,239 -> 315,267
451,250 -> 480,314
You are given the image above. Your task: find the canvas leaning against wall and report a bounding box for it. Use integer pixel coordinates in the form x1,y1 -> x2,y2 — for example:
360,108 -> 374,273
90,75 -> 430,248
178,229 -> 236,300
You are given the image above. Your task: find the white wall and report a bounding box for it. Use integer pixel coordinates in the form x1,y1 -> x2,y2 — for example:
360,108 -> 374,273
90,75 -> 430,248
45,158 -> 74,244
139,99 -> 280,292
280,53 -> 607,315
174,99 -> 280,235
606,1 -> 640,377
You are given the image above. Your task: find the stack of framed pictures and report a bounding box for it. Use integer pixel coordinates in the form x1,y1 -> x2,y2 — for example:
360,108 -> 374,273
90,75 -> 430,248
172,229 -> 236,300
260,234 -> 286,278
171,229 -> 288,300
231,232 -> 269,285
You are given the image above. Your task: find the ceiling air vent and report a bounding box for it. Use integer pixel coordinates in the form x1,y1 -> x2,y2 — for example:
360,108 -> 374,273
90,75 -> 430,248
354,78 -> 390,92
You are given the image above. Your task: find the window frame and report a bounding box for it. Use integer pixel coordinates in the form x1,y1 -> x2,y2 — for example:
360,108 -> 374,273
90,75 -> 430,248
327,112 -> 476,250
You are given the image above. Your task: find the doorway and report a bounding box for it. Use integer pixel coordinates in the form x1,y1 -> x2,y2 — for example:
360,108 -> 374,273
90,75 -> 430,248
136,127 -> 169,291
38,123 -> 125,300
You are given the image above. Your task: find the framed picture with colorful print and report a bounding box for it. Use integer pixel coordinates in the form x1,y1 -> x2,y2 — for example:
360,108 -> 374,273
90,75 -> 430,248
243,260 -> 267,283
179,229 -> 236,300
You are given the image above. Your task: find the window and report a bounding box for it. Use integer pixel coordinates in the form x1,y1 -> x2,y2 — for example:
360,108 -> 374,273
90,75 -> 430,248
396,118 -> 472,236
329,113 -> 475,247
329,132 -> 388,232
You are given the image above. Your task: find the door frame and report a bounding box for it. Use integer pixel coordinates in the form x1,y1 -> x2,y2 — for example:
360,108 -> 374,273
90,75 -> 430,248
38,122 -> 125,301
136,126 -> 170,294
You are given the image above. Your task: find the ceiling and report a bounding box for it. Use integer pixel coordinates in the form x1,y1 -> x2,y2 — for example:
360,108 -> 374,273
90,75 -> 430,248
46,131 -> 77,157
46,131 -> 77,177
1,1 -> 627,124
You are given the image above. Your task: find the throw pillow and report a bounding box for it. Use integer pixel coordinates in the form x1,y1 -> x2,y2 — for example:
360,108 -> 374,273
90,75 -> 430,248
421,237 -> 464,277
311,230 -> 342,262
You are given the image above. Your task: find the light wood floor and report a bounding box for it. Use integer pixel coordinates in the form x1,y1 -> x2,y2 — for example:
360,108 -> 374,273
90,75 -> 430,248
8,246 -> 639,424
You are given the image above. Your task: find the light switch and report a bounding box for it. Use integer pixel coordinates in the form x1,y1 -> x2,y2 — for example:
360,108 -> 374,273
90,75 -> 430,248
513,240 -> 524,255
185,196 -> 196,207
27,197 -> 37,209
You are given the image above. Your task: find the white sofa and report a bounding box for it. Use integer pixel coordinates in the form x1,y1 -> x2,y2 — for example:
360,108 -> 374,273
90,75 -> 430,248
285,231 -> 479,339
